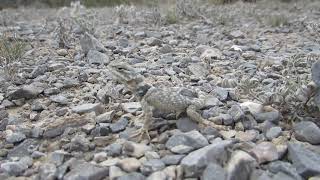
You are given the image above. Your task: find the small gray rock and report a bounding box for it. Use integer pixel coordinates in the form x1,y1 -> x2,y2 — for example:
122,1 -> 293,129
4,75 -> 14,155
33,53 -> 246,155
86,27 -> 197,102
122,141 -> 152,158
117,172 -> 146,180
105,143 -> 122,157
228,105 -> 245,122
161,155 -> 185,165
110,117 -> 128,133
50,94 -> 68,105
165,130 -> 209,154
249,142 -> 279,164
80,32 -> 107,54
6,132 -> 26,144
140,159 -> 165,175
266,127 -> 282,140
181,140 -> 233,177
72,103 -> 104,115
121,102 -> 141,113
87,50 -> 110,65
176,117 -> 199,132
294,121 -> 320,145
96,111 -> 114,123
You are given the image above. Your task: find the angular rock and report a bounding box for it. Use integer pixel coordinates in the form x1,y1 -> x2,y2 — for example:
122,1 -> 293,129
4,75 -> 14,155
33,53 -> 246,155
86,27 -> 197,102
117,172 -> 146,180
87,50 -> 110,65
266,126 -> 282,140
226,150 -> 257,180
161,155 -> 185,165
121,102 -> 141,113
294,121 -> 320,145
181,140 -> 233,177
140,159 -> 165,176
50,94 -> 68,105
71,103 -> 104,115
96,111 -> 114,123
249,142 -> 279,164
5,132 -> 26,144
122,141 -> 152,158
64,161 -> 109,180
7,139 -> 39,158
110,117 -> 128,133
8,84 -> 44,100
80,32 -> 107,54
176,117 -> 199,132
165,130 -> 209,154
288,143 -> 320,178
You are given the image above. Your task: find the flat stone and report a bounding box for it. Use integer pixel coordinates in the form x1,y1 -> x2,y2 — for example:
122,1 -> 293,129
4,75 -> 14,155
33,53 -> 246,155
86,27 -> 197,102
5,132 -> 26,144
110,117 -> 128,133
161,155 -> 185,165
140,159 -> 165,176
7,139 -> 39,158
42,115 -> 91,138
117,158 -> 141,172
50,94 -> 68,105
249,142 -> 279,164
117,172 -> 146,180
165,130 -> 209,154
64,161 -> 109,180
288,143 -> 320,178
96,111 -> 115,123
7,84 -> 44,100
176,117 -> 199,132
121,102 -> 141,113
294,121 -> 320,145
181,140 -> 233,177
72,103 -> 104,115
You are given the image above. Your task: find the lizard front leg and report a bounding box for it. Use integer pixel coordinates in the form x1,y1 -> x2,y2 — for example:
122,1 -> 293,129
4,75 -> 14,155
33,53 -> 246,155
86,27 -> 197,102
186,105 -> 229,130
130,99 -> 154,141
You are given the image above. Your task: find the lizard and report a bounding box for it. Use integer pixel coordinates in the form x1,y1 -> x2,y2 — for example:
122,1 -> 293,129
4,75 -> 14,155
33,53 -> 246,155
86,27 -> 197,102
107,61 -> 229,141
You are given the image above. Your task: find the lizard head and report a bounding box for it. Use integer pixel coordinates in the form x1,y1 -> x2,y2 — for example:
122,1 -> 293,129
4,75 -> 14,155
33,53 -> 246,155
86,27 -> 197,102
107,62 -> 144,91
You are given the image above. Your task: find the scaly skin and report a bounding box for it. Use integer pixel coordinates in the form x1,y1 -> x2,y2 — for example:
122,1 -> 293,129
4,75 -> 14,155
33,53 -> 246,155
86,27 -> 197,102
108,62 -> 228,141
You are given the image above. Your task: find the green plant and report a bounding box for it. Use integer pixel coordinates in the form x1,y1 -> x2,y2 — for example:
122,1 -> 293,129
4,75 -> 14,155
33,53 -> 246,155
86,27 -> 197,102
0,34 -> 26,80
266,15 -> 289,27
165,8 -> 178,24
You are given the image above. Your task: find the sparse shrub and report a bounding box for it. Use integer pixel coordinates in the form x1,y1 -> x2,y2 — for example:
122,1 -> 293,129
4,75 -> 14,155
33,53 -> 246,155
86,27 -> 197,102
0,34 -> 26,80
165,8 -> 178,24
266,15 -> 289,27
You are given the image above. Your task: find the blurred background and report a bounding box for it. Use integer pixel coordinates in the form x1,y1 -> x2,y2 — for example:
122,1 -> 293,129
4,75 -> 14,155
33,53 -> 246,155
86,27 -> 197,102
0,0 -> 168,9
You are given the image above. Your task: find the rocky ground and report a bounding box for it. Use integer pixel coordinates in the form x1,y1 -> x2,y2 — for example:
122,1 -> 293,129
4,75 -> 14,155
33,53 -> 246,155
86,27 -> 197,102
1,0 -> 320,179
